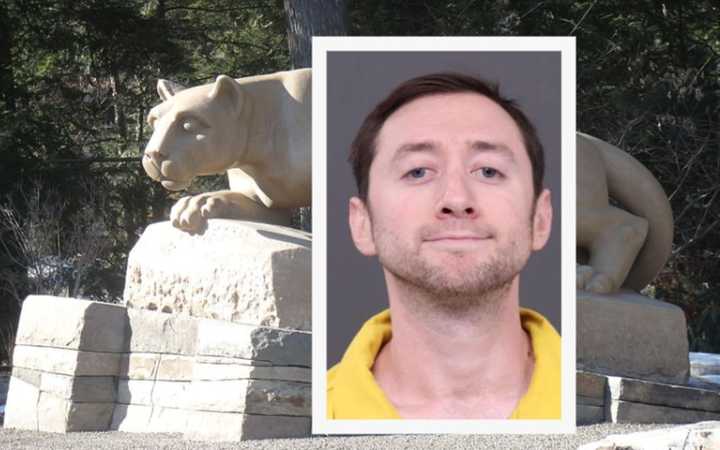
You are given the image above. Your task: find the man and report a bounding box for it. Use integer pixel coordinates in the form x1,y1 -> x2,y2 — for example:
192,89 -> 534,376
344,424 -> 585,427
327,73 -> 561,420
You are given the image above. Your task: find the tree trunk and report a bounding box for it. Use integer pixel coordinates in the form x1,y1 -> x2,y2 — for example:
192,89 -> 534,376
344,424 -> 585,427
284,0 -> 348,69
284,0 -> 347,231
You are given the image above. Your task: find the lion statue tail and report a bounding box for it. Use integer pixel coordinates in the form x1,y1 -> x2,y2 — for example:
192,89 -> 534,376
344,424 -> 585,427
580,132 -> 674,291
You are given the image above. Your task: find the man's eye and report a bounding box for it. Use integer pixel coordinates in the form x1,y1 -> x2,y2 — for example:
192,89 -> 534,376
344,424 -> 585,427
478,167 -> 500,178
406,168 -> 427,179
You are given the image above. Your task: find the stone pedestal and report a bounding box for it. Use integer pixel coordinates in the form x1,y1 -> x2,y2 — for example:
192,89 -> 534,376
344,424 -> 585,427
5,296 -> 310,439
577,289 -> 689,384
124,220 -> 311,331
6,220 -> 311,441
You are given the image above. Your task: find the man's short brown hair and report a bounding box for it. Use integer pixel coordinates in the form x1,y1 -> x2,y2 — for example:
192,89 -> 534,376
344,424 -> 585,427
349,72 -> 545,201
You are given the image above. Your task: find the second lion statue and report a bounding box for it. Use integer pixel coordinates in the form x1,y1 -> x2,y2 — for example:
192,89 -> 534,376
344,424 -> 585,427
142,69 -> 311,233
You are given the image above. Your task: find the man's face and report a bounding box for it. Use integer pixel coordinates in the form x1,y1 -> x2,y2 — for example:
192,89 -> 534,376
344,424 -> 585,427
349,92 -> 552,306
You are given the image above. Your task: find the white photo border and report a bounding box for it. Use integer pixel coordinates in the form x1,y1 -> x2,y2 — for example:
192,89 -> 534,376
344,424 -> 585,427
312,36 -> 576,435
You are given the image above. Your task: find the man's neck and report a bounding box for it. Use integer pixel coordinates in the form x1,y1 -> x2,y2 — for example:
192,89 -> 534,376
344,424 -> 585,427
371,277 -> 534,419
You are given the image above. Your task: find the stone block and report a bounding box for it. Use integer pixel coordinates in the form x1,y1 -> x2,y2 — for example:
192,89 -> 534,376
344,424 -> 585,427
123,220 -> 311,331
40,373 -> 115,402
609,399 -> 720,424
37,392 -> 113,432
116,379 -> 191,409
119,353 -> 160,380
577,290 -> 689,384
125,308 -> 197,355
607,376 -> 720,413
577,395 -> 604,407
156,354 -> 195,381
186,379 -> 310,416
116,379 -> 153,405
577,371 -> 606,399
112,404 -> 193,433
579,421 -> 720,450
3,376 -> 39,430
111,404 -> 151,432
577,404 -> 604,425
11,367 -> 41,387
184,411 -> 311,441
15,296 -> 128,352
12,345 -> 121,376
196,319 -> 310,367
192,362 -> 311,382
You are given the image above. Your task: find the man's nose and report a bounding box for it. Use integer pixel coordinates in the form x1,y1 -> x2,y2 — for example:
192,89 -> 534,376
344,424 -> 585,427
436,174 -> 478,219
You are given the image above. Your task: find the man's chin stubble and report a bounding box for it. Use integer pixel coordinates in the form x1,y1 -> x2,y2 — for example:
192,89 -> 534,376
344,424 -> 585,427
381,255 -> 522,318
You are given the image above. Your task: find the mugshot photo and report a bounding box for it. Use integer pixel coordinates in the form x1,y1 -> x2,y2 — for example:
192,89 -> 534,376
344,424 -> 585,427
315,40 -> 572,430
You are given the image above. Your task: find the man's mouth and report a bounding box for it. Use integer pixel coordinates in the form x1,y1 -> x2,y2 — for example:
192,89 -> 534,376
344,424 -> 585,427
424,233 -> 492,241
422,230 -> 494,250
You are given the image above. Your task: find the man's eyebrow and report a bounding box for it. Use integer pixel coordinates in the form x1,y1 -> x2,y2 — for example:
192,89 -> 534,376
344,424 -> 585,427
469,140 -> 517,162
390,141 -> 441,163
391,140 -> 517,163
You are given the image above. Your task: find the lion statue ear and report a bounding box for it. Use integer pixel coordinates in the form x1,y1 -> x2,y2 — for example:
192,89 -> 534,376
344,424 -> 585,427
157,79 -> 186,101
208,75 -> 244,116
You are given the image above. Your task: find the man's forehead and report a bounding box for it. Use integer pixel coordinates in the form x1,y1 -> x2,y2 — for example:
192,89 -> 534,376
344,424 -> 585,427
375,92 -> 525,160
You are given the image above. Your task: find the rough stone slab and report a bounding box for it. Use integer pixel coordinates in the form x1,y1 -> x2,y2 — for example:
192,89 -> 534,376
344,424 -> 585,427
608,375 -> 720,413
186,379 -> 310,416
577,404 -> 604,425
691,352 -> 720,377
184,411 -> 311,441
579,421 -> 720,450
11,367 -> 42,387
37,392 -> 113,432
196,319 -> 310,367
578,395 -> 604,407
119,353 -> 160,380
40,373 -> 115,402
110,404 -> 151,432
12,345 -> 121,376
193,355 -> 271,367
15,296 -> 128,352
578,290 -> 689,384
111,404 -> 191,433
116,379 -> 190,408
116,379 -> 153,405
577,371 -> 606,399
123,220 -> 311,331
125,308 -> 197,355
3,376 -> 39,430
156,354 -> 195,381
609,399 -> 720,424
193,362 -> 311,382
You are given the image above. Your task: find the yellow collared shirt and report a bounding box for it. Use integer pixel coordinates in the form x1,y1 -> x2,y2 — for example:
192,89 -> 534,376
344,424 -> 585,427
327,307 -> 561,419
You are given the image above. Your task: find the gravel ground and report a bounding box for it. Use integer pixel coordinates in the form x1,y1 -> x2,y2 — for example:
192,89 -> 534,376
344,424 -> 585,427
0,423 -> 668,450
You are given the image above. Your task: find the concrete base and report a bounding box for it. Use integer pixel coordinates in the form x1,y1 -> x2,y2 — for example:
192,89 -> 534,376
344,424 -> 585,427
577,290 -> 689,384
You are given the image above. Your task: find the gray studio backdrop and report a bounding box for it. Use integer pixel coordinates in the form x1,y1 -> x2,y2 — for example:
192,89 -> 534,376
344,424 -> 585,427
326,51 -> 562,367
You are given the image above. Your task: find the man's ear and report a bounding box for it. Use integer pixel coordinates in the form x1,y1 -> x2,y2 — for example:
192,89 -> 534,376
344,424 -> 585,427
531,189 -> 553,251
348,196 -> 377,256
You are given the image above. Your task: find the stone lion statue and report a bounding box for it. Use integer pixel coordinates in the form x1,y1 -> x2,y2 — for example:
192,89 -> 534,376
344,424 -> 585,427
142,69 -> 311,232
577,132 -> 674,294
